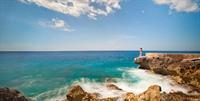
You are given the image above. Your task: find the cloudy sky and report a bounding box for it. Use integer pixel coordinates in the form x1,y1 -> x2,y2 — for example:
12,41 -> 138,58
0,0 -> 200,51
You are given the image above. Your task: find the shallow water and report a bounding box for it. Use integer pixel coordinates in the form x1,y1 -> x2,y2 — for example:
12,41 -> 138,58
0,51 -> 199,101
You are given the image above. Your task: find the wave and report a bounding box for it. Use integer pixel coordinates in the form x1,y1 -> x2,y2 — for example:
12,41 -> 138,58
118,68 -> 188,94
31,85 -> 68,101
32,68 -> 189,101
73,68 -> 188,98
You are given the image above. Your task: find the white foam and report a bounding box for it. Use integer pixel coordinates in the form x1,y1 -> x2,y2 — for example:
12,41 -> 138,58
32,85 -> 68,101
32,68 -> 190,101
116,68 -> 188,94
73,78 -> 125,98
73,68 -> 189,98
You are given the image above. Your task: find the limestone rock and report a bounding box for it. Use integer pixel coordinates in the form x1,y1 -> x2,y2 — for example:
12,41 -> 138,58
106,84 -> 122,90
124,92 -> 138,101
66,84 -> 200,101
161,92 -> 200,101
66,85 -> 118,101
138,85 -> 161,101
171,76 -> 182,84
66,85 -> 87,101
134,53 -> 200,92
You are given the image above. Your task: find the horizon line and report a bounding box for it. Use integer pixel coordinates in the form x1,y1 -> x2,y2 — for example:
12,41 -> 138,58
0,50 -> 200,52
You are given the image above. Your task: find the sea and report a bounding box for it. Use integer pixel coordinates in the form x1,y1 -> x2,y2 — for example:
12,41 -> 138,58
0,51 -> 199,101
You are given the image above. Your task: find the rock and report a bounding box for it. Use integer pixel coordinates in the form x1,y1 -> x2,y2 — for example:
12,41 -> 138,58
152,67 -> 169,75
89,92 -> 101,99
134,53 -> 200,92
66,85 -> 118,101
161,92 -> 200,101
124,92 -> 138,101
98,97 -> 118,101
0,87 -> 31,101
123,85 -> 161,101
66,84 -> 200,101
106,84 -> 122,90
138,85 -> 161,101
105,78 -> 117,83
66,85 -> 87,101
171,76 -> 182,84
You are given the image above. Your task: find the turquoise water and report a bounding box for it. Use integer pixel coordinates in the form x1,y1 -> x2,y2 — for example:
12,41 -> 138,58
0,51 -> 199,100
0,51 -> 137,98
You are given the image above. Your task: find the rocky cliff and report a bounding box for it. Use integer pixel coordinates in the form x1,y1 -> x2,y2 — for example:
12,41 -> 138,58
134,53 -> 200,93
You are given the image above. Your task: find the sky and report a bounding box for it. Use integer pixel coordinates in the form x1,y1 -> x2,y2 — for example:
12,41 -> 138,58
0,0 -> 200,51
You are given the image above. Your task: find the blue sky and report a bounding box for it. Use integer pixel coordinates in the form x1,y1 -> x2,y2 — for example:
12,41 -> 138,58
0,0 -> 200,51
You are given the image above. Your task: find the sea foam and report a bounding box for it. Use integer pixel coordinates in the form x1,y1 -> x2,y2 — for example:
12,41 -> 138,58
73,68 -> 188,98
116,68 -> 188,94
32,68 -> 189,101
32,85 -> 68,101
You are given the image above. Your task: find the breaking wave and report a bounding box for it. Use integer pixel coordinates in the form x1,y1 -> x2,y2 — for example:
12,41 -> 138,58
32,68 -> 189,101
32,85 -> 68,101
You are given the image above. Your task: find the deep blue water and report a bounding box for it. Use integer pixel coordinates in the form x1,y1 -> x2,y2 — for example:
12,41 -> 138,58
0,51 -> 199,100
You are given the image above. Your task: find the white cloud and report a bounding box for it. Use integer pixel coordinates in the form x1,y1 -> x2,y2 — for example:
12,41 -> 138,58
153,0 -> 200,12
52,18 -> 65,28
19,0 -> 121,20
39,18 -> 74,32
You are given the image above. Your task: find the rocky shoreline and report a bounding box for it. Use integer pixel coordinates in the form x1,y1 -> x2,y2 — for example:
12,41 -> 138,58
134,53 -> 200,93
1,83 -> 199,101
66,84 -> 200,101
1,53 -> 200,101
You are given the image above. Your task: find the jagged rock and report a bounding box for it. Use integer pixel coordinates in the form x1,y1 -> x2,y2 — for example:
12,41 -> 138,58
66,84 -> 200,101
123,85 -> 161,101
98,97 -> 118,101
66,85 -> 118,101
66,85 -> 86,101
161,92 -> 200,101
124,92 -> 138,101
105,78 -> 117,83
138,85 -> 161,101
123,85 -> 200,101
0,87 -> 31,101
134,53 -> 200,92
152,67 -> 169,75
171,76 -> 182,84
106,84 -> 122,90
89,93 -> 101,99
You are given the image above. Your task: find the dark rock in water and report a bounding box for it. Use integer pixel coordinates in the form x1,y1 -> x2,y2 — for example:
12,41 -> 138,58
106,84 -> 122,91
66,85 -> 118,101
0,87 -> 31,101
105,78 -> 118,83
134,53 -> 200,92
